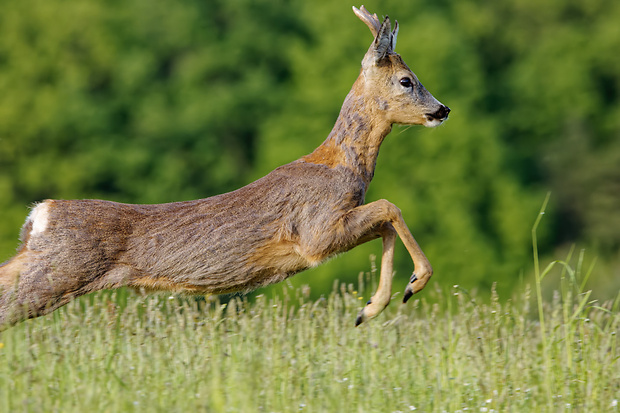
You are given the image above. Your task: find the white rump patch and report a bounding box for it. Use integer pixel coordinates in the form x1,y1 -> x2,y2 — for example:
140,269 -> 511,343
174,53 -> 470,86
28,202 -> 51,235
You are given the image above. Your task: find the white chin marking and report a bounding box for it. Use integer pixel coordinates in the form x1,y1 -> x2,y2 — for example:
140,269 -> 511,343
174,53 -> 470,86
28,202 -> 51,235
424,118 -> 443,128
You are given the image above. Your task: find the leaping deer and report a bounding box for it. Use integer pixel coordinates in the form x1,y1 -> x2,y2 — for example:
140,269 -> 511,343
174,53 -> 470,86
0,6 -> 449,330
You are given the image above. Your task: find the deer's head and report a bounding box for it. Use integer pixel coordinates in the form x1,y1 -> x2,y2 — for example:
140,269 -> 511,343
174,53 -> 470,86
354,6 -> 450,127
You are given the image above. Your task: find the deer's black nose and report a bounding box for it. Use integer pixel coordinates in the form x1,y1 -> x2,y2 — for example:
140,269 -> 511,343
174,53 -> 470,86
433,105 -> 450,120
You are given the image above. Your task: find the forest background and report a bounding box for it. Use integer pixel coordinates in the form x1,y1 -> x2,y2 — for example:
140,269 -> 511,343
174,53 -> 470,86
0,0 -> 618,301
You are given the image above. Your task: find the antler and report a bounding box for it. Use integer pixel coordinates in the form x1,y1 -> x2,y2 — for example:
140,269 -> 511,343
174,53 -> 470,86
352,5 -> 381,38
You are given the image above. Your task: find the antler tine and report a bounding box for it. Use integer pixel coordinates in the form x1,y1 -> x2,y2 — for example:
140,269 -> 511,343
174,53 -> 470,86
352,5 -> 382,38
360,5 -> 380,25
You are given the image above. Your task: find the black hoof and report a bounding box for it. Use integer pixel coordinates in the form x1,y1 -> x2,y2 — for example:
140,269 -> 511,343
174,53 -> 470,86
403,288 -> 414,304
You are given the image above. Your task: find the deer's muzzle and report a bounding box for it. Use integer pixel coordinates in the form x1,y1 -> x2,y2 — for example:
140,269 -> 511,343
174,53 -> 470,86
428,105 -> 450,121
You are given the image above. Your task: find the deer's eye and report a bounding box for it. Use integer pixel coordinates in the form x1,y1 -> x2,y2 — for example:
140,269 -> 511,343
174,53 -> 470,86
399,77 -> 413,88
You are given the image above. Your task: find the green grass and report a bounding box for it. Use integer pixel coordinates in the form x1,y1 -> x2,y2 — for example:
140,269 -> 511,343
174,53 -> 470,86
1,198 -> 619,412
0,270 -> 618,412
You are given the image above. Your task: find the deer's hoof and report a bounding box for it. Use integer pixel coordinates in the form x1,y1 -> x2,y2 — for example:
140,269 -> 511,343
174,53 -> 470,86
403,268 -> 432,303
356,295 -> 390,326
403,285 -> 414,303
403,273 -> 417,303
355,310 -> 365,327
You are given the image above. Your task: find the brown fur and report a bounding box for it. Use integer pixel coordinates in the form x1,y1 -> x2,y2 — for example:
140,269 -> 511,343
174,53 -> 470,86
0,6 -> 449,330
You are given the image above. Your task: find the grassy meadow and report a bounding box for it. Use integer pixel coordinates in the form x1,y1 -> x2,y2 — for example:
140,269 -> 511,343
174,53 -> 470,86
0,260 -> 618,412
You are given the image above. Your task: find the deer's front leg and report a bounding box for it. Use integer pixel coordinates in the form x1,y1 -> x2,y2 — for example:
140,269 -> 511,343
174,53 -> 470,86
389,209 -> 433,303
336,199 -> 432,325
355,223 -> 396,326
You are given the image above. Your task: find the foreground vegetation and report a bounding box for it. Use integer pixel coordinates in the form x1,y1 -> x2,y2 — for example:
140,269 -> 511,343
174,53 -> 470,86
0,265 -> 617,412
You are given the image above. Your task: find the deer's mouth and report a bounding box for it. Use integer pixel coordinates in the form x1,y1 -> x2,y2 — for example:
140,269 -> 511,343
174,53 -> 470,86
424,105 -> 450,127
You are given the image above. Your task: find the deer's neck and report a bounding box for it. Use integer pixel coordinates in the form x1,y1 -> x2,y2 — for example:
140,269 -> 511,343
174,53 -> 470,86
301,88 -> 392,186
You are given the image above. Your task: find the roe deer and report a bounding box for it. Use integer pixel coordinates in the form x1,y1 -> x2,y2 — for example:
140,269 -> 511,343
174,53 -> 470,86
0,6 -> 449,330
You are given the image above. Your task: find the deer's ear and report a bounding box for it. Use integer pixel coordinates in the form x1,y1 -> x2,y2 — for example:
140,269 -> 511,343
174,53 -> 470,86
363,17 -> 397,67
373,17 -> 392,59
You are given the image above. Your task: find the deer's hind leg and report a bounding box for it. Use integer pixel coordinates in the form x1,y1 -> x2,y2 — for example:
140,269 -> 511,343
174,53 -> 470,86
0,251 -> 30,329
0,250 -> 85,330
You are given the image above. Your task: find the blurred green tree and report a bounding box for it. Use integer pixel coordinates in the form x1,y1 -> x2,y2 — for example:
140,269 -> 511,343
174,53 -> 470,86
0,0 -> 304,256
1,0 -> 619,299
0,0 -> 307,253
